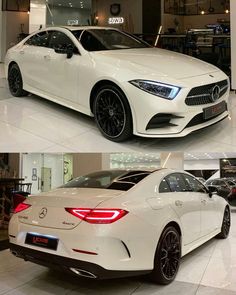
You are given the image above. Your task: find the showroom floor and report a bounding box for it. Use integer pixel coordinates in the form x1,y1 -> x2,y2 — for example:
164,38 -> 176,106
0,211 -> 235,295
1,63 -> 236,152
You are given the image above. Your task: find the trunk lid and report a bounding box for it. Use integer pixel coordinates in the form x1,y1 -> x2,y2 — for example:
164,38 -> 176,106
17,188 -> 123,229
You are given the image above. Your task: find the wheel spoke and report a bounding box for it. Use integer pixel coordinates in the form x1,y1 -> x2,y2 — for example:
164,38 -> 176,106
95,89 -> 126,138
160,230 -> 181,280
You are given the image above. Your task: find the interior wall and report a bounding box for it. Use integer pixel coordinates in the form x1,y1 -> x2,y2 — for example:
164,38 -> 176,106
73,153 -> 110,178
29,3 -> 46,33
0,0 -> 2,62
184,159 -> 219,170
92,0 -> 142,33
21,153 -> 64,195
46,6 -> 91,26
8,154 -> 20,177
43,154 -> 64,190
0,11 -> 29,62
184,14 -> 230,30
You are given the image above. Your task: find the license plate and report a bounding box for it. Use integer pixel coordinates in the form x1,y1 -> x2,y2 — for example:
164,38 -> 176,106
25,233 -> 58,250
203,101 -> 227,120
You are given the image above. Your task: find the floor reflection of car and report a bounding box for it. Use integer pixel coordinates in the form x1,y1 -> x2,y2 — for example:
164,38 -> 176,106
9,169 -> 230,285
5,26 -> 229,142
205,178 -> 236,206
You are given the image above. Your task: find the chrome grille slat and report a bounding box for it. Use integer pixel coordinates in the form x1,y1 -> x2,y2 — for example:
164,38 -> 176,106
185,79 -> 228,106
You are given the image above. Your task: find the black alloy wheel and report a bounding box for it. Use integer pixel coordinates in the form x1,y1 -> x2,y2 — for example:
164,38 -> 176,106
8,64 -> 28,97
217,206 -> 231,239
93,85 -> 133,142
151,226 -> 181,285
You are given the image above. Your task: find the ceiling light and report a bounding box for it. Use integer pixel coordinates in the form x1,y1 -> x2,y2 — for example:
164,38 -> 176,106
201,10 -> 205,15
225,9 -> 229,14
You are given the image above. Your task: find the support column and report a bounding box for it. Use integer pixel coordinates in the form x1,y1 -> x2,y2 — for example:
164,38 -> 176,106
72,153 -> 110,178
160,152 -> 184,170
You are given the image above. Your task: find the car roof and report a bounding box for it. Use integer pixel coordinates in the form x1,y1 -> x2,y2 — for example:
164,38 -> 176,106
46,26 -> 117,32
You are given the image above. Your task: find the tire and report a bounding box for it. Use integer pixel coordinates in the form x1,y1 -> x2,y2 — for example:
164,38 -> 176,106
93,85 -> 133,142
8,64 -> 28,97
216,206 -> 231,239
150,226 -> 181,285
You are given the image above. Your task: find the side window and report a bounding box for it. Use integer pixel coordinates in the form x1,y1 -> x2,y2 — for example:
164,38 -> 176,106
182,174 -> 207,193
25,31 -> 51,47
49,31 -> 78,52
159,178 -> 171,193
80,31 -> 106,51
165,173 -> 188,192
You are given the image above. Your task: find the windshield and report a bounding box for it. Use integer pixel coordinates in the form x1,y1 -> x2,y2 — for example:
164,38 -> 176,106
72,29 -> 150,52
62,170 -> 151,191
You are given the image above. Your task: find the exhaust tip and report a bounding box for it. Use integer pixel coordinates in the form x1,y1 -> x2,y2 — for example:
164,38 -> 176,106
70,267 -> 97,279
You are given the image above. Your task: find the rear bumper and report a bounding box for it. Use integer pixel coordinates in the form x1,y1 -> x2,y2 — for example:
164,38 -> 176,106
9,243 -> 151,279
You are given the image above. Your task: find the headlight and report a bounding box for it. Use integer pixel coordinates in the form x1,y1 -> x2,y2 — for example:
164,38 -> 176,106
129,80 -> 181,100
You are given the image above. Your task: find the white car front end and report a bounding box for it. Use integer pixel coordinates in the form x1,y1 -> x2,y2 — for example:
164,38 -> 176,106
92,48 -> 229,137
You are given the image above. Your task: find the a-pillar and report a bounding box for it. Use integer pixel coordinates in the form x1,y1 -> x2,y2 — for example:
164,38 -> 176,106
72,153 -> 110,178
0,0 -> 29,62
160,152 -> 184,170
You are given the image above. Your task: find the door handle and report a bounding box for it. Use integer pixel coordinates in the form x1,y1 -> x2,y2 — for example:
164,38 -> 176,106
44,55 -> 51,60
175,200 -> 183,207
19,50 -> 24,55
201,199 -> 207,204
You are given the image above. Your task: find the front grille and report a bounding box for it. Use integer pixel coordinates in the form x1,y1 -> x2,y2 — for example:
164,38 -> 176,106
185,79 -> 228,106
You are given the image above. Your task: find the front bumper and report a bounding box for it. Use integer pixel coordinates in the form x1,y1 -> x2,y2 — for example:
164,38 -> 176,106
123,71 -> 230,137
9,243 -> 150,279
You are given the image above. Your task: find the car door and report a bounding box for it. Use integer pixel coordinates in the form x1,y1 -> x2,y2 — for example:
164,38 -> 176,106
183,174 -> 218,237
18,30 -> 52,90
45,30 -> 80,103
163,173 -> 201,245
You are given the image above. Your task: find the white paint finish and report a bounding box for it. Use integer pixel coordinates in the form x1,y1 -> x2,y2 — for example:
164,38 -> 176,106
9,168 -> 227,276
4,27 -> 230,141
2,212 -> 236,293
230,0 -> 236,90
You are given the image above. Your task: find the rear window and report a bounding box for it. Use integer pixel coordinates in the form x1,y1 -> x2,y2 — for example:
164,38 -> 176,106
62,170 -> 151,191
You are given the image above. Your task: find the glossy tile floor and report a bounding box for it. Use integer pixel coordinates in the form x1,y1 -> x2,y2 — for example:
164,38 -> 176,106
0,211 -> 235,295
1,63 -> 236,152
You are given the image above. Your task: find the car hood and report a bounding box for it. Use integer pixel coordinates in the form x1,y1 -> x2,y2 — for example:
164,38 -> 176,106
93,48 -> 219,80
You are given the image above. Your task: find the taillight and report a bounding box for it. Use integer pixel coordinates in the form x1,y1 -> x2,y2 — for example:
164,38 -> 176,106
231,188 -> 236,194
14,203 -> 31,214
65,208 -> 128,224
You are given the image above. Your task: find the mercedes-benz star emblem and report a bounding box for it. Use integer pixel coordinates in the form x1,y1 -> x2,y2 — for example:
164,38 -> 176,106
39,207 -> 47,219
211,85 -> 220,102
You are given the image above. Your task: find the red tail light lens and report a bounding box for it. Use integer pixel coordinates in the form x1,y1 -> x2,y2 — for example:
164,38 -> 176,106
14,203 -> 31,214
231,188 -> 236,194
65,208 -> 128,224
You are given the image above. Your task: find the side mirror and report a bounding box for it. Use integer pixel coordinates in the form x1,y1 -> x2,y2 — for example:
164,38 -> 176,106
66,45 -> 74,59
54,45 -> 74,59
207,186 -> 217,197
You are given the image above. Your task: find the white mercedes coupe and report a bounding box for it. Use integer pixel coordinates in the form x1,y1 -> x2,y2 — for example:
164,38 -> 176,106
9,169 -> 230,284
5,26 -> 229,142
